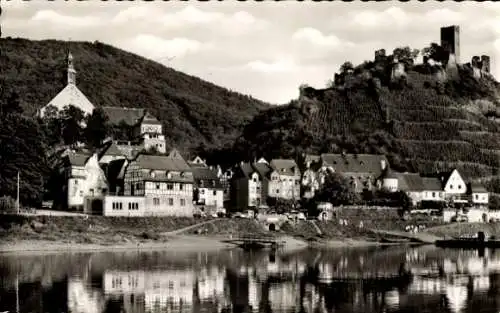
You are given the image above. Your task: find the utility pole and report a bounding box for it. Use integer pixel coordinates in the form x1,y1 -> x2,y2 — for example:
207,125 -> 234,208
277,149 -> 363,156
17,171 -> 20,214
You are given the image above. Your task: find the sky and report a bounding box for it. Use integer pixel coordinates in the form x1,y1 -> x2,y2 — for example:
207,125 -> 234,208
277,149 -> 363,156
2,1 -> 500,105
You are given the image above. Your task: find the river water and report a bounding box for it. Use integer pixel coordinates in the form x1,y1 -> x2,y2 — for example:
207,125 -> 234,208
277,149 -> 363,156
0,245 -> 499,313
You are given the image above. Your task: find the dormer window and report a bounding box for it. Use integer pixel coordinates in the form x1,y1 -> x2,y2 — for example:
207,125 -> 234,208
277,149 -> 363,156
150,170 -> 156,178
180,172 -> 185,177
166,172 -> 172,179
281,168 -> 285,172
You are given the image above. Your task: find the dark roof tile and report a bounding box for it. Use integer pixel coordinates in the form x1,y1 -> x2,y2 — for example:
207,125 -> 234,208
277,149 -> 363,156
102,106 -> 145,126
320,154 -> 388,177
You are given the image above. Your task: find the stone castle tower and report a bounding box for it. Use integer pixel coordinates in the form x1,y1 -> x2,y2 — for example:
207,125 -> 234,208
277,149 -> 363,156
440,25 -> 460,64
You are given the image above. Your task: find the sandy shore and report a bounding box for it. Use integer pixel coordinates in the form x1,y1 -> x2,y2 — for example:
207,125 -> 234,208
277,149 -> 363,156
0,235 -> 236,255
0,235 -> 413,255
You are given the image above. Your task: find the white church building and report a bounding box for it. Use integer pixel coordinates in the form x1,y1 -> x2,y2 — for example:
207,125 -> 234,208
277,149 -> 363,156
39,51 -> 95,118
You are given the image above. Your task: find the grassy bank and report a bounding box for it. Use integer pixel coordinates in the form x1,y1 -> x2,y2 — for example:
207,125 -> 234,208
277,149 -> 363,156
0,214 -> 199,244
426,222 -> 500,238
0,208 -> 446,250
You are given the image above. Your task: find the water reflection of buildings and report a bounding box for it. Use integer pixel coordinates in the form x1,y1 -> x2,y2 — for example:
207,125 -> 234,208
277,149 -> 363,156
10,247 -> 500,313
100,265 -> 231,313
68,278 -> 106,313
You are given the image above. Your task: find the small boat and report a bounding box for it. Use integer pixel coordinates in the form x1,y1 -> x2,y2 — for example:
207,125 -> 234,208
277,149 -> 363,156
380,237 -> 411,244
435,231 -> 500,249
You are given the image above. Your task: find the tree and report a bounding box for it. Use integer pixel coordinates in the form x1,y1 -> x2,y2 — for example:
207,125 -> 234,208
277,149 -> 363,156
42,105 -> 59,120
490,194 -> 500,211
392,47 -> 419,63
0,88 -> 23,117
340,61 -> 354,74
61,105 -> 85,146
85,107 -> 110,148
422,43 -> 448,64
314,172 -> 360,206
0,113 -> 49,206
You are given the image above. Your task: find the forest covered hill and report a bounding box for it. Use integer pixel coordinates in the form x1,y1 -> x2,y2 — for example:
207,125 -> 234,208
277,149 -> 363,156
234,47 -> 500,185
0,38 -> 270,153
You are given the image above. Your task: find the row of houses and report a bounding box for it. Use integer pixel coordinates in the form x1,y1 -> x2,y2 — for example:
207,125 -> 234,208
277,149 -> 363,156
58,143 -> 490,217
302,153 -> 489,207
42,52 -> 490,217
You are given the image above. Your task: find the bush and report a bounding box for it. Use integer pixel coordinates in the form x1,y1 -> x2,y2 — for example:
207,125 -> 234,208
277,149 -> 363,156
0,196 -> 16,213
140,231 -> 161,240
490,194 -> 500,211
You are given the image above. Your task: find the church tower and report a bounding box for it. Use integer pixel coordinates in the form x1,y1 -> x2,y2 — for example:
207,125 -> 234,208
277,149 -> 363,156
67,51 -> 76,85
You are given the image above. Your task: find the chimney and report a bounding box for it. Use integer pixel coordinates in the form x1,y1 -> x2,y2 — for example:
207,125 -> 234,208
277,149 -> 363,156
380,159 -> 387,171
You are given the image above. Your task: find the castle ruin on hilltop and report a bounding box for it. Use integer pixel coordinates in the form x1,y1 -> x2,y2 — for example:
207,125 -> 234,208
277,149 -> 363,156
298,24 -> 493,105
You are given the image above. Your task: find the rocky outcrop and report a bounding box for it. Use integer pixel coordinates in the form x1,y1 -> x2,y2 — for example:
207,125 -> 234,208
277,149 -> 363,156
390,61 -> 407,84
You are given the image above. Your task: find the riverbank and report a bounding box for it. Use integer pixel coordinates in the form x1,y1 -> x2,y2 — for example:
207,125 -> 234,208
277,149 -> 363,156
0,234 -> 415,254
0,211 -> 443,254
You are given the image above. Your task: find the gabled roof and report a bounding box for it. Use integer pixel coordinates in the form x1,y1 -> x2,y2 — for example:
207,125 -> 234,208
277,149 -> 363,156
192,167 -> 223,189
41,84 -> 95,117
139,111 -> 162,126
135,153 -> 190,172
394,173 -> 424,191
99,142 -> 125,158
253,162 -> 272,179
106,159 -> 128,182
66,153 -> 92,167
470,182 -> 488,193
270,159 -> 298,176
101,106 -> 145,126
320,154 -> 388,177
421,177 -> 443,191
235,161 -> 272,179
394,172 -> 442,192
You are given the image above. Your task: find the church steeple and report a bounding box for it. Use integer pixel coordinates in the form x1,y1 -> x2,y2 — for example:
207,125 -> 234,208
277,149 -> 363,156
67,51 -> 76,85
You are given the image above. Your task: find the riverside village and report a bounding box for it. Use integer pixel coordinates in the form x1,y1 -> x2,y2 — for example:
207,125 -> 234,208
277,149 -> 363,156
3,3 -> 500,313
1,25 -> 499,245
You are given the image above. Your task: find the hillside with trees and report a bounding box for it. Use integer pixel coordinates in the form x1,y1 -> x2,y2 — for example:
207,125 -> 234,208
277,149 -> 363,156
0,38 -> 270,153
234,45 -> 500,185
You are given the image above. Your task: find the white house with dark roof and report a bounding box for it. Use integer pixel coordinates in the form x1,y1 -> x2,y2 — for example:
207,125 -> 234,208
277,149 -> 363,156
63,152 -> 109,213
118,149 -> 195,216
268,159 -> 301,201
382,172 -> 445,206
438,169 -> 469,203
469,182 -> 489,205
39,52 -> 95,118
192,166 -> 224,213
302,153 -> 389,197
102,107 -> 167,154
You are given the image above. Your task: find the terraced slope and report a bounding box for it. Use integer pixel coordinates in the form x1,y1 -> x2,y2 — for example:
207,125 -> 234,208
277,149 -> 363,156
238,68 -> 500,181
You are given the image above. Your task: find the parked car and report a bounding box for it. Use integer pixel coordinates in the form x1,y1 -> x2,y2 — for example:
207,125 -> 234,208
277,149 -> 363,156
193,210 -> 207,219
451,215 -> 468,223
232,212 -> 244,218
